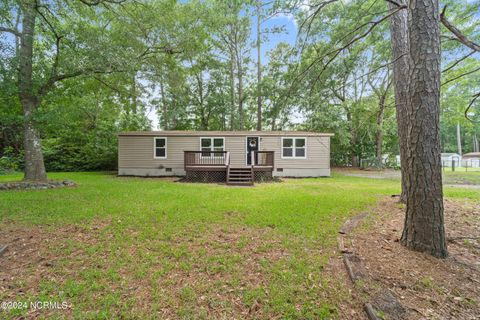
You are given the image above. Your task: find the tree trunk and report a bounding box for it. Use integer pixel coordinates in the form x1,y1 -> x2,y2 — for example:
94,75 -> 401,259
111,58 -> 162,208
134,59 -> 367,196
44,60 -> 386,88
159,79 -> 168,129
456,122 -> 462,155
23,101 -> 47,181
351,154 -> 359,167
350,130 -> 359,167
131,74 -> 138,114
229,43 -> 236,131
19,1 -> 47,181
346,109 -> 359,167
389,0 -> 409,202
401,0 -> 447,258
195,73 -> 208,130
474,133 -> 479,152
271,113 -> 276,131
237,59 -> 244,130
375,97 -> 386,165
233,22 -> 244,130
256,0 -> 262,131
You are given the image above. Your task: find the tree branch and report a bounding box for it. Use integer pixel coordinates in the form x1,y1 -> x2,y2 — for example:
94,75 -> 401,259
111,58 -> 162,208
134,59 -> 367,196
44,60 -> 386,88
384,0 -> 403,7
34,1 -> 62,40
138,46 -> 184,59
442,50 -> 476,73
440,6 -> 480,53
94,76 -> 132,96
0,26 -> 21,37
307,5 -> 406,91
442,66 -> 480,86
78,0 -> 127,6
298,0 -> 339,53
465,92 -> 480,123
37,67 -> 128,99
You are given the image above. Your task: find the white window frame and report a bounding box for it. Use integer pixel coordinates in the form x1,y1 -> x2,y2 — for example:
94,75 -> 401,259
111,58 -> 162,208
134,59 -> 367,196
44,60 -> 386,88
281,137 -> 307,159
153,137 -> 167,159
199,137 -> 225,158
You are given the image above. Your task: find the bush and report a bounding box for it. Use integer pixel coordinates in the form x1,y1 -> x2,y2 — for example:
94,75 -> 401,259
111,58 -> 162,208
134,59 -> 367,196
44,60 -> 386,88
42,132 -> 118,172
0,146 -> 23,174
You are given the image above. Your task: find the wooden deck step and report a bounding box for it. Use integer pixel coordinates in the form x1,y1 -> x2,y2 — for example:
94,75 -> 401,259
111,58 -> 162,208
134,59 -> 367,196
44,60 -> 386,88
227,167 -> 253,186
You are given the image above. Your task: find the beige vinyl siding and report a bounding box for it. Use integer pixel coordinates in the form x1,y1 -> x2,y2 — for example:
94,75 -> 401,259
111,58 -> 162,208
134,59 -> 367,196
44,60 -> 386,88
119,136 -> 193,169
259,136 -> 330,169
119,135 -> 247,169
119,133 -> 330,171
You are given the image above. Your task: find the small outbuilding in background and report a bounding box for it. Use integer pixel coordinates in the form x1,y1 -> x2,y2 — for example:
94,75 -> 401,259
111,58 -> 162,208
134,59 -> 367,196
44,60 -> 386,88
461,152 -> 480,168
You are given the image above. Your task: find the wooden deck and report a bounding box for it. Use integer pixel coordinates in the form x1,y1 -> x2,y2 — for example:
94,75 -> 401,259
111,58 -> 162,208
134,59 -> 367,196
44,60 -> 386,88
184,150 -> 274,184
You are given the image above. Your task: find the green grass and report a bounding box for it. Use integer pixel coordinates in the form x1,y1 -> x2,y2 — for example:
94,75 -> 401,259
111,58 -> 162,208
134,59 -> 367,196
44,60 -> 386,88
0,171 -> 478,319
442,169 -> 480,185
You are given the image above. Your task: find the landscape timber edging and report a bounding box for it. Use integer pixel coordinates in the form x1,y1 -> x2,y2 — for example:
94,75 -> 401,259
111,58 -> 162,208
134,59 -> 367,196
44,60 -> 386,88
364,303 -> 381,320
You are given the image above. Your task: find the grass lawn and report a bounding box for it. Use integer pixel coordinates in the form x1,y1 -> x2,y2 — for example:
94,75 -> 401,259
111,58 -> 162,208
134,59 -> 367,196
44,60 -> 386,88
442,168 -> 480,185
338,166 -> 480,186
0,171 -> 479,319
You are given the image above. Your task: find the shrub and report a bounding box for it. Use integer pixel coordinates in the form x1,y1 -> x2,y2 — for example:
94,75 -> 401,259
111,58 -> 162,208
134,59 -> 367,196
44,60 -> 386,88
0,146 -> 23,174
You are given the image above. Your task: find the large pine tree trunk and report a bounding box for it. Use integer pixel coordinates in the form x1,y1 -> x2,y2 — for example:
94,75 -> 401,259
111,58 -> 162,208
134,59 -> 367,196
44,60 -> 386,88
401,0 -> 447,258
19,1 -> 47,181
389,0 -> 409,202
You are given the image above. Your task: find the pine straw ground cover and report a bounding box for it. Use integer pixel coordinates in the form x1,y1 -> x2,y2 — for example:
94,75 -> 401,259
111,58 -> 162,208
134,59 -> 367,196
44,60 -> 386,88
0,172 -> 479,319
349,197 -> 480,319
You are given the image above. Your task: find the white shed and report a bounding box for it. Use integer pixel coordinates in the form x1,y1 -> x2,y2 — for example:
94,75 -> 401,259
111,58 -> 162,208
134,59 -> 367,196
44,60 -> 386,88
441,153 -> 462,167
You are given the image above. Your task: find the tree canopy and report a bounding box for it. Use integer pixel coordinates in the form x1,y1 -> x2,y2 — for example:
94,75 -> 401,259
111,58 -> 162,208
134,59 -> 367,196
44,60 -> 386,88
1,0 -> 479,173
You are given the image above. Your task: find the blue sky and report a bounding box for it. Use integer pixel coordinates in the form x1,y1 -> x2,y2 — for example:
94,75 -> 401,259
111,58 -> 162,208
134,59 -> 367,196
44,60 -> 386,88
254,13 -> 298,62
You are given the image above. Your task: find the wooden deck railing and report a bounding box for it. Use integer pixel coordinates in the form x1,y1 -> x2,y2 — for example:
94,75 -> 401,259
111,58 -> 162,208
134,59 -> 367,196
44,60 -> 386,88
184,151 -> 229,168
185,150 -> 274,170
251,151 -> 274,167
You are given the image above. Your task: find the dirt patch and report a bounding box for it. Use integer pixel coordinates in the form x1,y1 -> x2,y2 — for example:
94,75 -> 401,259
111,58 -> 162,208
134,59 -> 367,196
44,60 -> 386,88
349,197 -> 480,319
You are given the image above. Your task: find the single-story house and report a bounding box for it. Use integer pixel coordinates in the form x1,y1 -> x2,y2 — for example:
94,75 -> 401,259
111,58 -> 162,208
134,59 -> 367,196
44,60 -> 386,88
461,152 -> 480,168
118,131 -> 333,184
